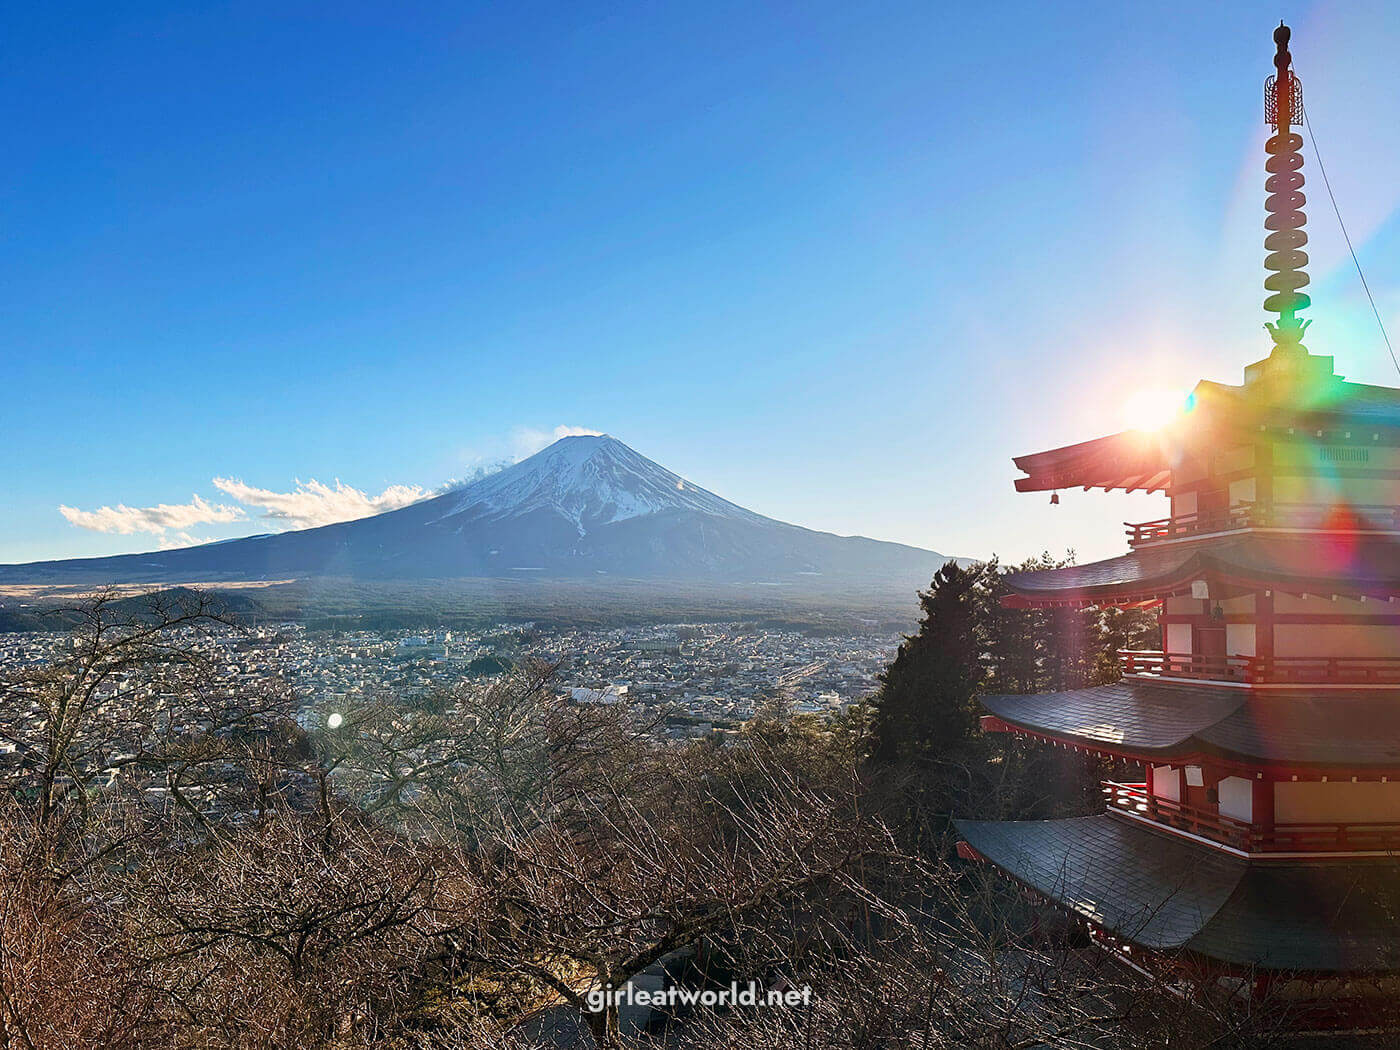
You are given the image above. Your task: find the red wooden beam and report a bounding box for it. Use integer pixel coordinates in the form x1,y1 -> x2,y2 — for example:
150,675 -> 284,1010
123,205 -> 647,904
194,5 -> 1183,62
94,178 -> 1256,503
955,840 -> 986,863
979,714 -> 1014,734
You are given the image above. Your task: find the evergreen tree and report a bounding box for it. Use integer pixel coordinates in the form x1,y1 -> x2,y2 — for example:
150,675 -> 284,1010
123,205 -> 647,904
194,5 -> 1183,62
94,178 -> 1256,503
867,555 -> 1159,772
869,561 -> 985,764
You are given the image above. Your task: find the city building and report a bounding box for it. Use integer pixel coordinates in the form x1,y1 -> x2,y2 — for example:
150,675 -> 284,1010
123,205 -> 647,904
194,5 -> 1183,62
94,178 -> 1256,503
956,24 -> 1400,1023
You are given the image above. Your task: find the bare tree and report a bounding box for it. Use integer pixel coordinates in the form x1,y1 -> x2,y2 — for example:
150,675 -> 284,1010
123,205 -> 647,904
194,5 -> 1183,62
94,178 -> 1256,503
432,711 -> 896,1049
307,658 -> 562,839
679,851 -> 1307,1050
0,588 -> 306,874
0,798 -> 156,1050
119,801 -> 443,1047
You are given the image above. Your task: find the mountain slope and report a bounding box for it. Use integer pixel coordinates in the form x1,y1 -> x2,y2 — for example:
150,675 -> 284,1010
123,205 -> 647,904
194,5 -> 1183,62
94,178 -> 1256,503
0,436 -> 957,587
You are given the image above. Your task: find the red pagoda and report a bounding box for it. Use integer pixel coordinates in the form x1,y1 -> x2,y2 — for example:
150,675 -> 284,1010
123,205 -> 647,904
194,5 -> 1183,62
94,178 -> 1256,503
956,23 -> 1400,1017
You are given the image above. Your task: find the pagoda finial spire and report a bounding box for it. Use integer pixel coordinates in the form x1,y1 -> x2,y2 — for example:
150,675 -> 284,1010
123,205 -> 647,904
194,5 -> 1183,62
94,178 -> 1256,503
1263,21 -> 1311,355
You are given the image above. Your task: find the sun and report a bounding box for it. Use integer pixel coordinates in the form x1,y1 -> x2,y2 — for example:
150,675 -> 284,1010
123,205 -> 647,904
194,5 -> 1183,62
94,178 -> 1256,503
1122,388 -> 1185,431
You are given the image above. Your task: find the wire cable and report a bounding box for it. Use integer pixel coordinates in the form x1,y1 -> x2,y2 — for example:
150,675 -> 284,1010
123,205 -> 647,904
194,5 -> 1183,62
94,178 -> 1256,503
1301,100 -> 1400,378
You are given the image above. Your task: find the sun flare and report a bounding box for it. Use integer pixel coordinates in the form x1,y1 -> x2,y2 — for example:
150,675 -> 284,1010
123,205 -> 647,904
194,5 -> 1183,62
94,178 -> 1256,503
1121,388 -> 1185,431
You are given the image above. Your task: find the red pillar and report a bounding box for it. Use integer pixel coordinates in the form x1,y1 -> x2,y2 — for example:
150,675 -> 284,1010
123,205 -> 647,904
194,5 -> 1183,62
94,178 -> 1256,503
1252,776 -> 1275,850
1256,588 -> 1274,669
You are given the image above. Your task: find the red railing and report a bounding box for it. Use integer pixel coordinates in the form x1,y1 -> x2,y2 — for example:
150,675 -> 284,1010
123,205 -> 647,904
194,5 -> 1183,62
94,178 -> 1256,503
1125,502 -> 1400,545
1104,781 -> 1254,850
1125,507 -> 1261,544
1119,649 -> 1400,685
1104,782 -> 1400,853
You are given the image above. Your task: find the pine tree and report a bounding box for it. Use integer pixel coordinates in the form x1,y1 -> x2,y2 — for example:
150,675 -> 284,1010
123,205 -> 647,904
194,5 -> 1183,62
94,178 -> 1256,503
865,555 -> 1163,825
868,556 -> 1161,766
869,561 -> 984,764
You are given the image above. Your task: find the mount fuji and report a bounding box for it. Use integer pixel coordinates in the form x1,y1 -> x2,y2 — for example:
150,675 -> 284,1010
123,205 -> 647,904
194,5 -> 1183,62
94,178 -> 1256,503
1,436 -> 956,587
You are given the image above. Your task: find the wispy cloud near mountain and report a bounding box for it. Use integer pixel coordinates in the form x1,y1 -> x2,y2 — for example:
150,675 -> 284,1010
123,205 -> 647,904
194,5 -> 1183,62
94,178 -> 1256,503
55,425 -> 606,550
511,425 -> 604,461
57,479 -> 429,544
211,477 -> 430,529
59,495 -> 246,537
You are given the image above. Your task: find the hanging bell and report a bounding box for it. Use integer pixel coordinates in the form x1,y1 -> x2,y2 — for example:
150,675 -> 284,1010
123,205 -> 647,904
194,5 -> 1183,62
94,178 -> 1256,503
1050,491 -> 1060,505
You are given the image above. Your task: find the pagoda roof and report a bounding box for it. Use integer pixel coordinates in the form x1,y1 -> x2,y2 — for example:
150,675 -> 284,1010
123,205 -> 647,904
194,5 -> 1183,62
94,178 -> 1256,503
1012,429 -> 1175,494
1003,533 -> 1400,607
954,814 -> 1400,973
1010,367 -> 1400,495
981,681 -> 1400,769
1194,373 -> 1400,428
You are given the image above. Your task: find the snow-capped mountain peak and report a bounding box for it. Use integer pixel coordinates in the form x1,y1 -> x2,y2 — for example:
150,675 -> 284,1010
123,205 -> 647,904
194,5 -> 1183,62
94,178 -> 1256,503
434,435 -> 764,535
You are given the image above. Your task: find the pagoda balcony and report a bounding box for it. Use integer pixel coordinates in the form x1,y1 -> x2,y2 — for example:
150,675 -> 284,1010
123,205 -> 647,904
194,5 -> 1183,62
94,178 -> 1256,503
1119,649 -> 1400,685
1125,502 -> 1400,546
1104,781 -> 1400,854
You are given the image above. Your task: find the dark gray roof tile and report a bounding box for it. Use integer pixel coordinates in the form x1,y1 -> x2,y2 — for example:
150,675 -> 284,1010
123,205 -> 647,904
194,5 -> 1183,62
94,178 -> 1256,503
954,815 -> 1244,949
955,814 -> 1400,972
982,682 -> 1244,753
1005,535 -> 1400,602
981,682 -> 1400,767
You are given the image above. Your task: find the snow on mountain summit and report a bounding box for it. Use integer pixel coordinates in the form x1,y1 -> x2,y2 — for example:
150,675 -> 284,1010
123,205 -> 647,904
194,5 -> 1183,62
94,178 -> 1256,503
434,435 -> 765,535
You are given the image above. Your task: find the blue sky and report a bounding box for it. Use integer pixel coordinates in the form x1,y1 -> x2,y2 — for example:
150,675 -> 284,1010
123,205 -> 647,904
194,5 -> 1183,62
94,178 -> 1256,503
5,0 -> 1400,565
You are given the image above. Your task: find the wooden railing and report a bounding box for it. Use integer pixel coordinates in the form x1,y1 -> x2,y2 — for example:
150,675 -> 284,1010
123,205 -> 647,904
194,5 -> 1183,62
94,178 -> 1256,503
1125,507 -> 1261,544
1104,781 -> 1400,853
1104,781 -> 1255,851
1125,502 -> 1400,545
1119,649 -> 1400,684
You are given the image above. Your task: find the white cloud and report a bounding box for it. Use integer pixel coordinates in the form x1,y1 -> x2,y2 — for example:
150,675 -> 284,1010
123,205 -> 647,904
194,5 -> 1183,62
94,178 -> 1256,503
510,424 -> 604,460
212,477 -> 430,529
157,531 -> 203,550
57,424 -> 603,546
552,425 -> 604,439
59,495 -> 245,537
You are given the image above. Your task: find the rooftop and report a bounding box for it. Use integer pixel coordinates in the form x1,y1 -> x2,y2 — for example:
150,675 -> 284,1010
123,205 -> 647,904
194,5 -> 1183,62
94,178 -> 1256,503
955,813 -> 1400,973
1012,366 -> 1400,496
1001,533 -> 1400,608
981,680 -> 1400,769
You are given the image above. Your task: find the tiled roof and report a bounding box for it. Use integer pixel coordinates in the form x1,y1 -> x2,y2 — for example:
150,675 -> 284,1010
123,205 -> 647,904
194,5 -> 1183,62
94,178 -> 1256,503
982,681 -> 1400,767
1003,534 -> 1400,606
1186,861 -> 1400,972
1198,692 -> 1400,766
955,814 -> 1400,972
982,681 -> 1245,754
954,815 -> 1244,949
1006,544 -> 1196,596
